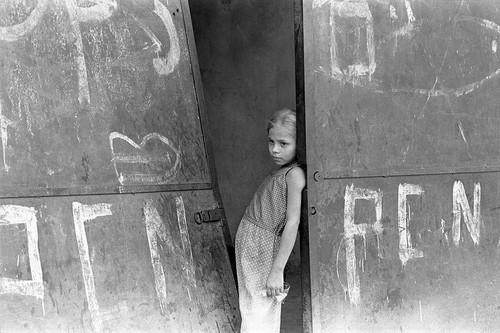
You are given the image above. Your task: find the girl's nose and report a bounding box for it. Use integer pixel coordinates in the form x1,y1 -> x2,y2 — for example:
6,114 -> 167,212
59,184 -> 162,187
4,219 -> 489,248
272,145 -> 279,154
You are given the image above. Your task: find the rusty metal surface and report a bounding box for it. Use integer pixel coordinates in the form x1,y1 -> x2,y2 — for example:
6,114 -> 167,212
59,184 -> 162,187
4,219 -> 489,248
0,0 -> 210,197
0,190 -> 239,331
300,0 -> 500,331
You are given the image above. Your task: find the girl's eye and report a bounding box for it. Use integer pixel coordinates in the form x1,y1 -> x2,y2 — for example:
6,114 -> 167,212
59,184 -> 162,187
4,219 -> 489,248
281,142 -> 288,146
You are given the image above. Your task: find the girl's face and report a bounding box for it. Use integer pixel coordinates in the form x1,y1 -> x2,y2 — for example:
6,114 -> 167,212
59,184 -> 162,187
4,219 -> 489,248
268,124 -> 296,166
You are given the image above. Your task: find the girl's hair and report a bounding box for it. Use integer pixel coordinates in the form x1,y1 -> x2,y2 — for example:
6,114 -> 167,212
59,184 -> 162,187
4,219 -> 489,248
267,108 -> 296,136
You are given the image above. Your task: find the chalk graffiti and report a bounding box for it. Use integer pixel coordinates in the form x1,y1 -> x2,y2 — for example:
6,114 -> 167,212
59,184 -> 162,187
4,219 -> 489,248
0,100 -> 15,172
389,5 -> 398,21
391,16 -> 500,98
64,0 -> 118,105
175,196 -> 196,296
144,196 -> 196,314
0,0 -> 117,105
0,205 -> 44,309
313,1 -> 500,97
391,0 -> 416,38
452,181 -> 481,246
143,199 -> 169,314
313,0 -> 376,84
109,132 -> 181,186
343,184 -> 383,305
130,0 -> 181,76
72,202 -> 113,332
398,183 -> 425,267
151,0 -> 181,75
0,0 -> 49,42
0,0 -> 180,105
440,218 -> 450,246
0,197 -> 202,325
341,181 -> 483,304
446,17 -> 500,97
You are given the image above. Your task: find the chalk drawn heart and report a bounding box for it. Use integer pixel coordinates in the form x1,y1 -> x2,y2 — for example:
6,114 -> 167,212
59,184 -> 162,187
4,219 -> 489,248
109,132 -> 181,186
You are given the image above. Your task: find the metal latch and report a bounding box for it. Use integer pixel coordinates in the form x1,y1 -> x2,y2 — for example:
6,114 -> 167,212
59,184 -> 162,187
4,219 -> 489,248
194,208 -> 222,224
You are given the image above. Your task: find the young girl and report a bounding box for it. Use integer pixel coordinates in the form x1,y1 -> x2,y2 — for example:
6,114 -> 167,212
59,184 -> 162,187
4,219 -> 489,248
235,109 -> 306,332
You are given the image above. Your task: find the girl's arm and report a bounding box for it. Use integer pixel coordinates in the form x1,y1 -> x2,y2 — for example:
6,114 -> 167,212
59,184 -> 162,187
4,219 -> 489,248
266,166 -> 306,297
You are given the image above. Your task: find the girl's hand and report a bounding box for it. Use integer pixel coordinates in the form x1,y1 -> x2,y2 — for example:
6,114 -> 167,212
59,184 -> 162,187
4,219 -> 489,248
266,267 -> 284,297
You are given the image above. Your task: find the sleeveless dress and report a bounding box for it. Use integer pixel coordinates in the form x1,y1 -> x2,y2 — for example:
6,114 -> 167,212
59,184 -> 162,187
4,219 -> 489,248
235,163 -> 297,333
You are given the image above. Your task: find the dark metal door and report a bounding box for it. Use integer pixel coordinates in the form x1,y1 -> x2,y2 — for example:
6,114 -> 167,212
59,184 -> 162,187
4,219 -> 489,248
0,1 -> 238,331
298,0 -> 500,331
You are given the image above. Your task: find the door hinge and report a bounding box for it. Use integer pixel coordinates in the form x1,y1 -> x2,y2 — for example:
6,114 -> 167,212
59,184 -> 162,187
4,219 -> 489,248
194,208 -> 222,224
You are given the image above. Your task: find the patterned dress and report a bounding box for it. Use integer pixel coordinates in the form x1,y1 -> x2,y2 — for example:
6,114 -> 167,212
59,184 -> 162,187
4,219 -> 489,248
235,164 -> 297,333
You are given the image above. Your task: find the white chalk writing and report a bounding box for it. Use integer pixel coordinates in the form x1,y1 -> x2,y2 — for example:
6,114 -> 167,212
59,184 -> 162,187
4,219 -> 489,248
144,196 -> 196,314
143,199 -> 170,314
109,132 -> 181,186
315,0 -> 376,84
64,0 -> 117,105
175,196 -> 196,298
343,184 -> 383,305
0,0 -> 180,105
0,100 -> 15,172
391,0 -> 416,38
0,0 -> 49,42
313,1 -> 500,97
131,0 -> 181,76
72,202 -> 113,332
0,205 -> 43,304
398,183 -> 425,267
452,181 -> 481,246
395,17 -> 500,98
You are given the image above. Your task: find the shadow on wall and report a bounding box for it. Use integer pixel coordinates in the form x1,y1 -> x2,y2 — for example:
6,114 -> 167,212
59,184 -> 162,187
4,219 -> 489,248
188,0 -> 296,243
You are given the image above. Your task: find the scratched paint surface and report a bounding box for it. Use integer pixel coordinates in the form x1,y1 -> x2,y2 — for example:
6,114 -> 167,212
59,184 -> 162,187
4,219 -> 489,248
0,1 -> 237,331
307,0 -> 500,177
0,0 -> 209,195
302,0 -> 500,331
305,174 -> 500,331
0,190 -> 238,331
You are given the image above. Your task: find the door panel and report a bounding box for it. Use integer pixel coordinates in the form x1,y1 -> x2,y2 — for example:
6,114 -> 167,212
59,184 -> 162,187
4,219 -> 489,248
309,174 -> 500,332
303,0 -> 500,177
299,0 -> 500,331
0,0 -> 210,196
0,190 -> 238,331
0,0 -> 238,331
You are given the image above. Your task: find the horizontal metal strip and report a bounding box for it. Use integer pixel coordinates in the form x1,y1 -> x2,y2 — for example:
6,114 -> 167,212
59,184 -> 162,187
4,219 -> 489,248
319,165 -> 500,180
0,182 -> 213,199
